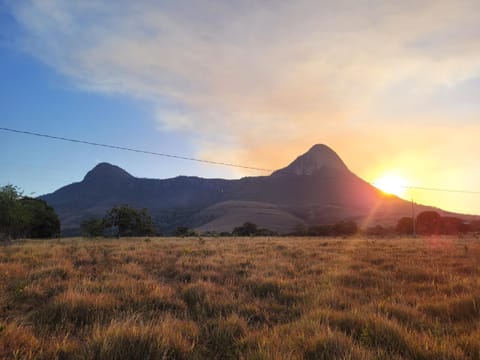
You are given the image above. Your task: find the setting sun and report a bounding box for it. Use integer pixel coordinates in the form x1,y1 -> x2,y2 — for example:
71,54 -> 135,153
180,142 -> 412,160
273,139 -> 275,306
373,174 -> 408,198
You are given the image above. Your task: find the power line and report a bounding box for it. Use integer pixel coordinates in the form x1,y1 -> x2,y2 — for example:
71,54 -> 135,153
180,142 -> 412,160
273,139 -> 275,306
403,185 -> 480,195
369,183 -> 480,195
2,126 -> 480,195
0,127 -> 272,172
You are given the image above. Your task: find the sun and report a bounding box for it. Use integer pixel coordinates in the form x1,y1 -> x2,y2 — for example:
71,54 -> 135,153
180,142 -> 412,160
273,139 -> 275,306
373,174 -> 407,197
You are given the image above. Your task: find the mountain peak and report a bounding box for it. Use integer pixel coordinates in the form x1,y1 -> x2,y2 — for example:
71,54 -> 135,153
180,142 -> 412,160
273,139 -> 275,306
272,144 -> 348,176
83,162 -> 133,182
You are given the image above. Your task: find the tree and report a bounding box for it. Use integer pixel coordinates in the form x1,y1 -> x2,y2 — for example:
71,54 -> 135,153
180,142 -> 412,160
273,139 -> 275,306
0,185 -> 24,239
20,197 -> 60,238
103,205 -> 156,237
396,217 -> 414,235
416,211 -> 442,235
0,186 -> 60,240
80,217 -> 105,237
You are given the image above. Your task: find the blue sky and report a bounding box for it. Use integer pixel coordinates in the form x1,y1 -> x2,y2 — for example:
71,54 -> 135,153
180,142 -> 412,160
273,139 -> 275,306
0,4 -> 238,196
1,1 -> 480,214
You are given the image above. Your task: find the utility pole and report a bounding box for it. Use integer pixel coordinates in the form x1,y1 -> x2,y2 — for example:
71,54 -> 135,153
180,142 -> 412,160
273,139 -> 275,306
411,198 -> 416,237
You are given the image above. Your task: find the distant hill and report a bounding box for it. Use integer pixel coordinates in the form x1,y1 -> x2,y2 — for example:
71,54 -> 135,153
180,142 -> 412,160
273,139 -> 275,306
40,144 -> 468,235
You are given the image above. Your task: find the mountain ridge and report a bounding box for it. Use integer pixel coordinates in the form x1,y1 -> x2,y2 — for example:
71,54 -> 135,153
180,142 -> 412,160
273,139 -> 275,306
40,144 -> 472,235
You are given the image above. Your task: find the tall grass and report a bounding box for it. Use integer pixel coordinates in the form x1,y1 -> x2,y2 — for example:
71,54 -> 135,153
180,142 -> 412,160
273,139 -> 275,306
0,236 -> 479,359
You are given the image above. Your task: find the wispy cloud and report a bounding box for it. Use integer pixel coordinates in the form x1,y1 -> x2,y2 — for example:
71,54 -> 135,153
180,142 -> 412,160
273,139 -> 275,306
7,1 -> 480,192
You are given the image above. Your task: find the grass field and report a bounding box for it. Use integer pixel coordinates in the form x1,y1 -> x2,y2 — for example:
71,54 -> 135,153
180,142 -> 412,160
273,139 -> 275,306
0,236 -> 479,359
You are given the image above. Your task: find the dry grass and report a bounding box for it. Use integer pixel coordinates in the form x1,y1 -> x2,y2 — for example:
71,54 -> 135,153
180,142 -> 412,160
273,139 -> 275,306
0,236 -> 479,359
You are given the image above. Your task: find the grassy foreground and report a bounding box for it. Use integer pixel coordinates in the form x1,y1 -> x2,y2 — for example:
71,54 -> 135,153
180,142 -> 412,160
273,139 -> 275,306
0,236 -> 479,359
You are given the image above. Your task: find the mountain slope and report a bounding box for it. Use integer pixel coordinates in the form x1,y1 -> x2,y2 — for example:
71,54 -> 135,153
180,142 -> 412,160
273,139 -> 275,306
193,201 -> 306,234
40,145 -> 465,234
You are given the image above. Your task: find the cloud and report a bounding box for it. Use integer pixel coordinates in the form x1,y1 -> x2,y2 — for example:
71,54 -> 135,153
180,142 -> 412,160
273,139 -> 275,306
7,1 -> 480,175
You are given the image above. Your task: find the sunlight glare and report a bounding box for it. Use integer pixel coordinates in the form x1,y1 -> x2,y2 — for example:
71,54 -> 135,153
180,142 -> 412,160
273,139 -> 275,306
373,174 -> 407,197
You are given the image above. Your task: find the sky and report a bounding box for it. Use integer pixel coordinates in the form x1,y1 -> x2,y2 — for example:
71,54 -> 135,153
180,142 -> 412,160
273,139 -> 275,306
1,1 -> 480,215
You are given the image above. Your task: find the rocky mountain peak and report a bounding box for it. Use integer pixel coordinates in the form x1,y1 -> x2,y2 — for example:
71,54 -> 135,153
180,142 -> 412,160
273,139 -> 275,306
83,162 -> 133,182
272,144 -> 348,176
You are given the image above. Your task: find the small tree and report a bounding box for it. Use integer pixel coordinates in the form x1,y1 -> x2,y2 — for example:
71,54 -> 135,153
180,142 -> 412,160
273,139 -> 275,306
104,205 -> 156,237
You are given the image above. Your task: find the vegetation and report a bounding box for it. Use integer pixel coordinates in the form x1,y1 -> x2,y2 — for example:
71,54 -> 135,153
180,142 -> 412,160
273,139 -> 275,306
80,217 -> 106,238
289,220 -> 359,237
232,222 -> 277,237
80,205 -> 157,238
309,220 -> 358,237
104,205 -> 156,238
415,211 -> 470,235
0,185 -> 60,240
0,236 -> 479,359
174,226 -> 198,237
396,217 -> 414,235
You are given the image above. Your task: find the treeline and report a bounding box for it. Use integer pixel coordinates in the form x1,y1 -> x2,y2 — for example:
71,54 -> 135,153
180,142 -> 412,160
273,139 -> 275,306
0,185 -> 60,240
196,213 -> 478,238
398,211 -> 478,235
173,222 -> 277,238
3,182 -> 479,240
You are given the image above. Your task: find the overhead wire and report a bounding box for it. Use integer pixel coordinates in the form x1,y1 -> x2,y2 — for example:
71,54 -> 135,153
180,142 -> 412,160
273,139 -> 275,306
0,127 -> 272,172
2,126 -> 480,195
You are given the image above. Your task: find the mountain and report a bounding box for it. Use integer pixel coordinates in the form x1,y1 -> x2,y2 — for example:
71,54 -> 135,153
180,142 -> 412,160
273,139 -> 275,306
40,144 -> 464,235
